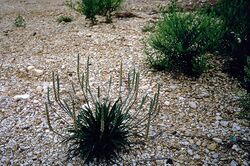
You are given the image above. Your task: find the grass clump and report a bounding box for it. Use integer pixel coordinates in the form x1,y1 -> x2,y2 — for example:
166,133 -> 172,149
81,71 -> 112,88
141,23 -> 155,33
99,0 -> 124,23
14,15 -> 26,27
57,15 -> 73,23
69,0 -> 123,24
202,0 -> 250,91
45,55 -> 160,164
146,7 -> 225,77
67,99 -> 130,163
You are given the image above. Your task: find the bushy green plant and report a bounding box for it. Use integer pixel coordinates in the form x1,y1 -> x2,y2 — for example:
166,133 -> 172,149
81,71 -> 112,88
100,0 -> 124,23
239,94 -> 250,120
66,99 -> 130,163
57,15 -> 73,23
80,0 -> 123,24
81,0 -> 100,24
147,10 -> 225,77
14,15 -> 26,27
45,56 -> 160,164
205,0 -> 250,86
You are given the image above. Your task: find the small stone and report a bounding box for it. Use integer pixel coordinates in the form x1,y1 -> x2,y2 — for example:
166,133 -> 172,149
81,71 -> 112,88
216,116 -> 223,121
36,86 -> 43,93
187,149 -> 193,155
196,140 -> 201,146
230,160 -> 238,166
207,143 -> 217,151
14,94 -> 30,101
33,100 -> 39,104
33,69 -> 44,76
193,154 -> 200,160
86,33 -> 92,37
212,153 -> 219,159
191,144 -> 198,150
180,140 -> 189,146
220,121 -> 229,127
232,145 -> 240,152
213,138 -> 222,144
76,91 -> 82,98
169,84 -> 177,90
216,112 -> 221,116
27,66 -> 35,71
243,160 -> 249,166
232,123 -> 241,131
201,142 -> 207,147
199,91 -> 209,98
189,101 -> 197,109
164,101 -> 170,106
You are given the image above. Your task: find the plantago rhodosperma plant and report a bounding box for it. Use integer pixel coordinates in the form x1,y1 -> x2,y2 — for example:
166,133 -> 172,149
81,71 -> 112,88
45,55 -> 160,164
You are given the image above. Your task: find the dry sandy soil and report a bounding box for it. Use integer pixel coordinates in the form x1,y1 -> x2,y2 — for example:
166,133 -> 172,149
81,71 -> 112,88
0,0 -> 249,165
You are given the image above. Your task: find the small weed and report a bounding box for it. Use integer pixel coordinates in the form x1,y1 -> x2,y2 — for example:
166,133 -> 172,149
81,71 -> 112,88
57,15 -> 73,23
14,15 -> 26,27
141,23 -> 155,33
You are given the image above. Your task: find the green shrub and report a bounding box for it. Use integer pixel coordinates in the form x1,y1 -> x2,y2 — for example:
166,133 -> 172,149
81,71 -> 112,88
81,0 -> 101,24
57,15 -> 73,23
147,10 -> 225,77
45,56 -> 160,164
14,15 -> 26,27
206,0 -> 250,87
100,0 -> 124,23
80,0 -> 123,24
240,94 -> 250,120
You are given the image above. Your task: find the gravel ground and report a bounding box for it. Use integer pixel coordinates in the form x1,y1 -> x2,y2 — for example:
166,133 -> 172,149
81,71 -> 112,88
0,0 -> 249,165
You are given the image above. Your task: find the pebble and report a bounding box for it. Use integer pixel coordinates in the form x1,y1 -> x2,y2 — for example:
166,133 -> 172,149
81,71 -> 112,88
212,153 -> 219,159
243,161 -> 249,166
216,115 -> 223,121
232,145 -> 240,152
212,138 -> 222,144
169,84 -> 177,90
27,66 -> 35,71
33,100 -> 39,104
86,33 -> 92,37
164,101 -> 170,106
36,86 -> 43,93
230,160 -> 238,166
193,154 -> 200,160
187,149 -> 193,155
33,69 -> 44,76
14,94 -> 30,101
189,101 -> 197,109
196,140 -> 201,146
207,143 -> 217,151
232,123 -> 241,131
220,121 -> 229,127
